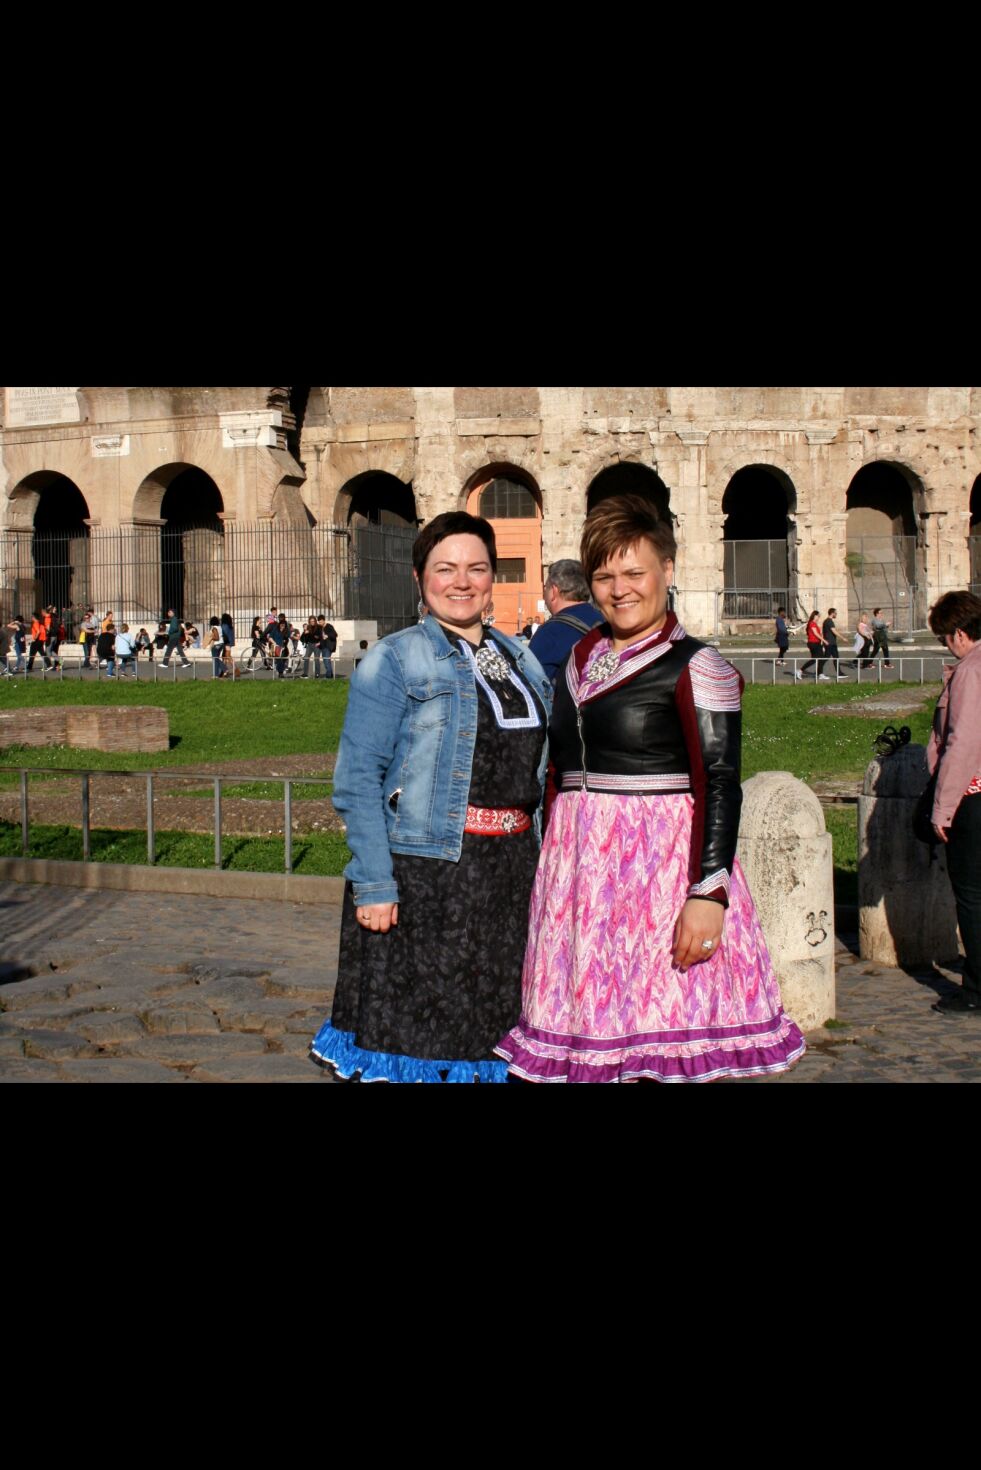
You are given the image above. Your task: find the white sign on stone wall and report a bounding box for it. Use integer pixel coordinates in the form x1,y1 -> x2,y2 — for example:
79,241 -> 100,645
5,387 -> 82,427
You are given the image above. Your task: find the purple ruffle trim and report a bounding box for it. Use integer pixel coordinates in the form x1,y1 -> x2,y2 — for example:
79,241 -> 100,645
495,1014 -> 806,1084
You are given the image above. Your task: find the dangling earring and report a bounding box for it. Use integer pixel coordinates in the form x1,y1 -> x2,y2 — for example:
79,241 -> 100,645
417,598 -> 427,623
481,601 -> 495,627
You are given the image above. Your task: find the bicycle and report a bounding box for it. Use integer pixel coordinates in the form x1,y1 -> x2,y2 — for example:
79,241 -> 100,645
239,641 -> 274,674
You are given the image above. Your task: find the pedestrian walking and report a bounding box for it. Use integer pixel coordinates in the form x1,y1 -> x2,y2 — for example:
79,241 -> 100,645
798,610 -> 829,681
161,609 -> 191,668
871,608 -> 893,668
822,607 -> 847,679
206,617 -> 228,678
317,615 -> 337,679
27,610 -> 52,672
300,617 -> 323,678
7,615 -> 27,674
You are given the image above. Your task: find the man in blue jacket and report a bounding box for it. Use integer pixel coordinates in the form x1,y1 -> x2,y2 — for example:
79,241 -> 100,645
528,559 -> 604,685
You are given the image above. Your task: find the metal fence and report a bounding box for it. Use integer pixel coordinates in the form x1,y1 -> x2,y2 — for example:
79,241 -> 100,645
0,521 -> 418,638
845,534 -> 917,635
3,767 -> 331,874
722,539 -> 790,617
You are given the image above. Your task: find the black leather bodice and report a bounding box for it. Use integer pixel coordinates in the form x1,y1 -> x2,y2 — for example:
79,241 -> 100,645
551,639 -> 700,786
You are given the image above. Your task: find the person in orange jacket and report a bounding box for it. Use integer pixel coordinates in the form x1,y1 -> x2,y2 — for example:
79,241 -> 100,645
27,610 -> 52,671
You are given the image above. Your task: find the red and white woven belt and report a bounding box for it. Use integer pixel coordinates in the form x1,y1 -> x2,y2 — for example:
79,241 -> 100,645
464,804 -> 531,836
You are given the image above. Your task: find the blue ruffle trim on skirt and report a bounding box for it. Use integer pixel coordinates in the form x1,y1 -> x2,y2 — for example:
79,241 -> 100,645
310,1019 -> 510,1084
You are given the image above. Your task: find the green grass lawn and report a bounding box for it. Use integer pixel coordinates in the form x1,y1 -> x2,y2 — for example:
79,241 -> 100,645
0,819 -> 350,874
742,683 -> 935,784
0,677 -> 938,890
0,679 -> 346,776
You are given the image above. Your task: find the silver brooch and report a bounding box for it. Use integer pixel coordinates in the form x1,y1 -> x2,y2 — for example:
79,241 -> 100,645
475,645 -> 512,682
586,649 -> 621,683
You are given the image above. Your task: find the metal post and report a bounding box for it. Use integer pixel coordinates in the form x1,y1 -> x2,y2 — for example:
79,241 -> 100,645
172,659 -> 177,682
285,780 -> 293,874
920,658 -> 924,685
214,777 -> 222,869
771,658 -> 776,685
20,770 -> 28,856
81,773 -> 91,862
146,772 -> 155,865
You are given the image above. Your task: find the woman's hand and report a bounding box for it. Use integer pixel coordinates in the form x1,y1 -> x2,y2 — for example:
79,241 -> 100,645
356,903 -> 399,933
933,823 -> 949,845
672,898 -> 724,971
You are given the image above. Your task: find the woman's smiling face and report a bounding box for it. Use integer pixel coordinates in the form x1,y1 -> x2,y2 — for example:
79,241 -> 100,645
590,539 -> 674,647
417,534 -> 494,636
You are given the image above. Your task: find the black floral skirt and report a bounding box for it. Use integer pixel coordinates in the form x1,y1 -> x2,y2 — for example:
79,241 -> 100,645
312,830 -> 539,1081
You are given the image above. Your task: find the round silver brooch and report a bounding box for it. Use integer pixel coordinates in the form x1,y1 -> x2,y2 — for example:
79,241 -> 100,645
586,650 -> 621,683
475,646 -> 512,682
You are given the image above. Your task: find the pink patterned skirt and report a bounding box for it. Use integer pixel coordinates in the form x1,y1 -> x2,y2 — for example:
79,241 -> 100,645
495,791 -> 806,1083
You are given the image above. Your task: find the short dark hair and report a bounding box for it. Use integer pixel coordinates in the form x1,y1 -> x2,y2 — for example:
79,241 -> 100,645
546,559 -> 591,603
828,608 -> 837,616
579,494 -> 677,583
929,590 -> 981,642
777,606 -> 786,615
412,512 -> 497,578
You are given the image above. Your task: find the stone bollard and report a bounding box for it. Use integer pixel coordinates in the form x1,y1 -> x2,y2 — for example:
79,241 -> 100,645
857,743 -> 959,966
737,772 -> 835,1029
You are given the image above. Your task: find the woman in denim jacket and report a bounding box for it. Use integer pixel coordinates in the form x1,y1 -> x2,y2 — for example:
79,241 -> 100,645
311,511 -> 553,1083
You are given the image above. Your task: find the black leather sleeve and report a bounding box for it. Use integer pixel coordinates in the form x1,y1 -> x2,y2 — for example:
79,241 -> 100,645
693,705 -> 743,898
676,648 -> 744,906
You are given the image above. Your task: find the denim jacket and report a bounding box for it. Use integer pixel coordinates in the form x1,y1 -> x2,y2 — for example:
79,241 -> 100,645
332,617 -> 554,905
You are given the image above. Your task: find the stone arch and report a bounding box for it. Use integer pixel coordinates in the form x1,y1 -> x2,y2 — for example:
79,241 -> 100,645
970,474 -> 981,592
463,464 -> 543,636
4,471 -> 92,618
334,470 -> 417,530
846,461 -> 925,633
586,460 -> 672,520
721,464 -> 798,619
129,464 -> 226,621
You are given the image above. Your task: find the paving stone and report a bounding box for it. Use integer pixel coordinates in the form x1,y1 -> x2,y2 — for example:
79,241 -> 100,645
20,1028 -> 101,1060
265,969 -> 334,1001
0,1036 -> 25,1057
0,975 -> 75,1010
127,1033 -> 269,1064
188,975 -> 269,1006
279,1029 -> 319,1056
213,999 -> 301,1035
76,1012 -> 149,1044
139,1005 -> 221,1036
64,972 -> 199,1004
0,1057 -> 66,1082
57,1057 -> 183,1083
187,1054 -> 330,1083
284,1007 -> 330,1033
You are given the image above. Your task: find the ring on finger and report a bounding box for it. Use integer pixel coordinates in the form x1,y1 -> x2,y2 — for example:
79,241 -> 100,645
700,938 -> 714,950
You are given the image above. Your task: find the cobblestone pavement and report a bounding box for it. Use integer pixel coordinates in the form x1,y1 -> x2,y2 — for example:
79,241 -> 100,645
0,878 -> 977,1083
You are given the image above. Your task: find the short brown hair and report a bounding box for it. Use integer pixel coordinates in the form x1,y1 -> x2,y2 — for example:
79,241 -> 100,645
579,494 -> 677,582
929,590 -> 981,642
412,512 -> 497,578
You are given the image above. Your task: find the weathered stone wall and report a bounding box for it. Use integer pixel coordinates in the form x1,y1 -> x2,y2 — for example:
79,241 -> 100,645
4,386 -> 979,637
0,706 -> 169,754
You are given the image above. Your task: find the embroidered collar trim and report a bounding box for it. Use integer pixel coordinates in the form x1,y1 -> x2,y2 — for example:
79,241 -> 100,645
567,612 -> 686,706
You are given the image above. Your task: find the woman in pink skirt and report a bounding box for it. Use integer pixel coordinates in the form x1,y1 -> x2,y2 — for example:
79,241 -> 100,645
496,494 -> 806,1083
